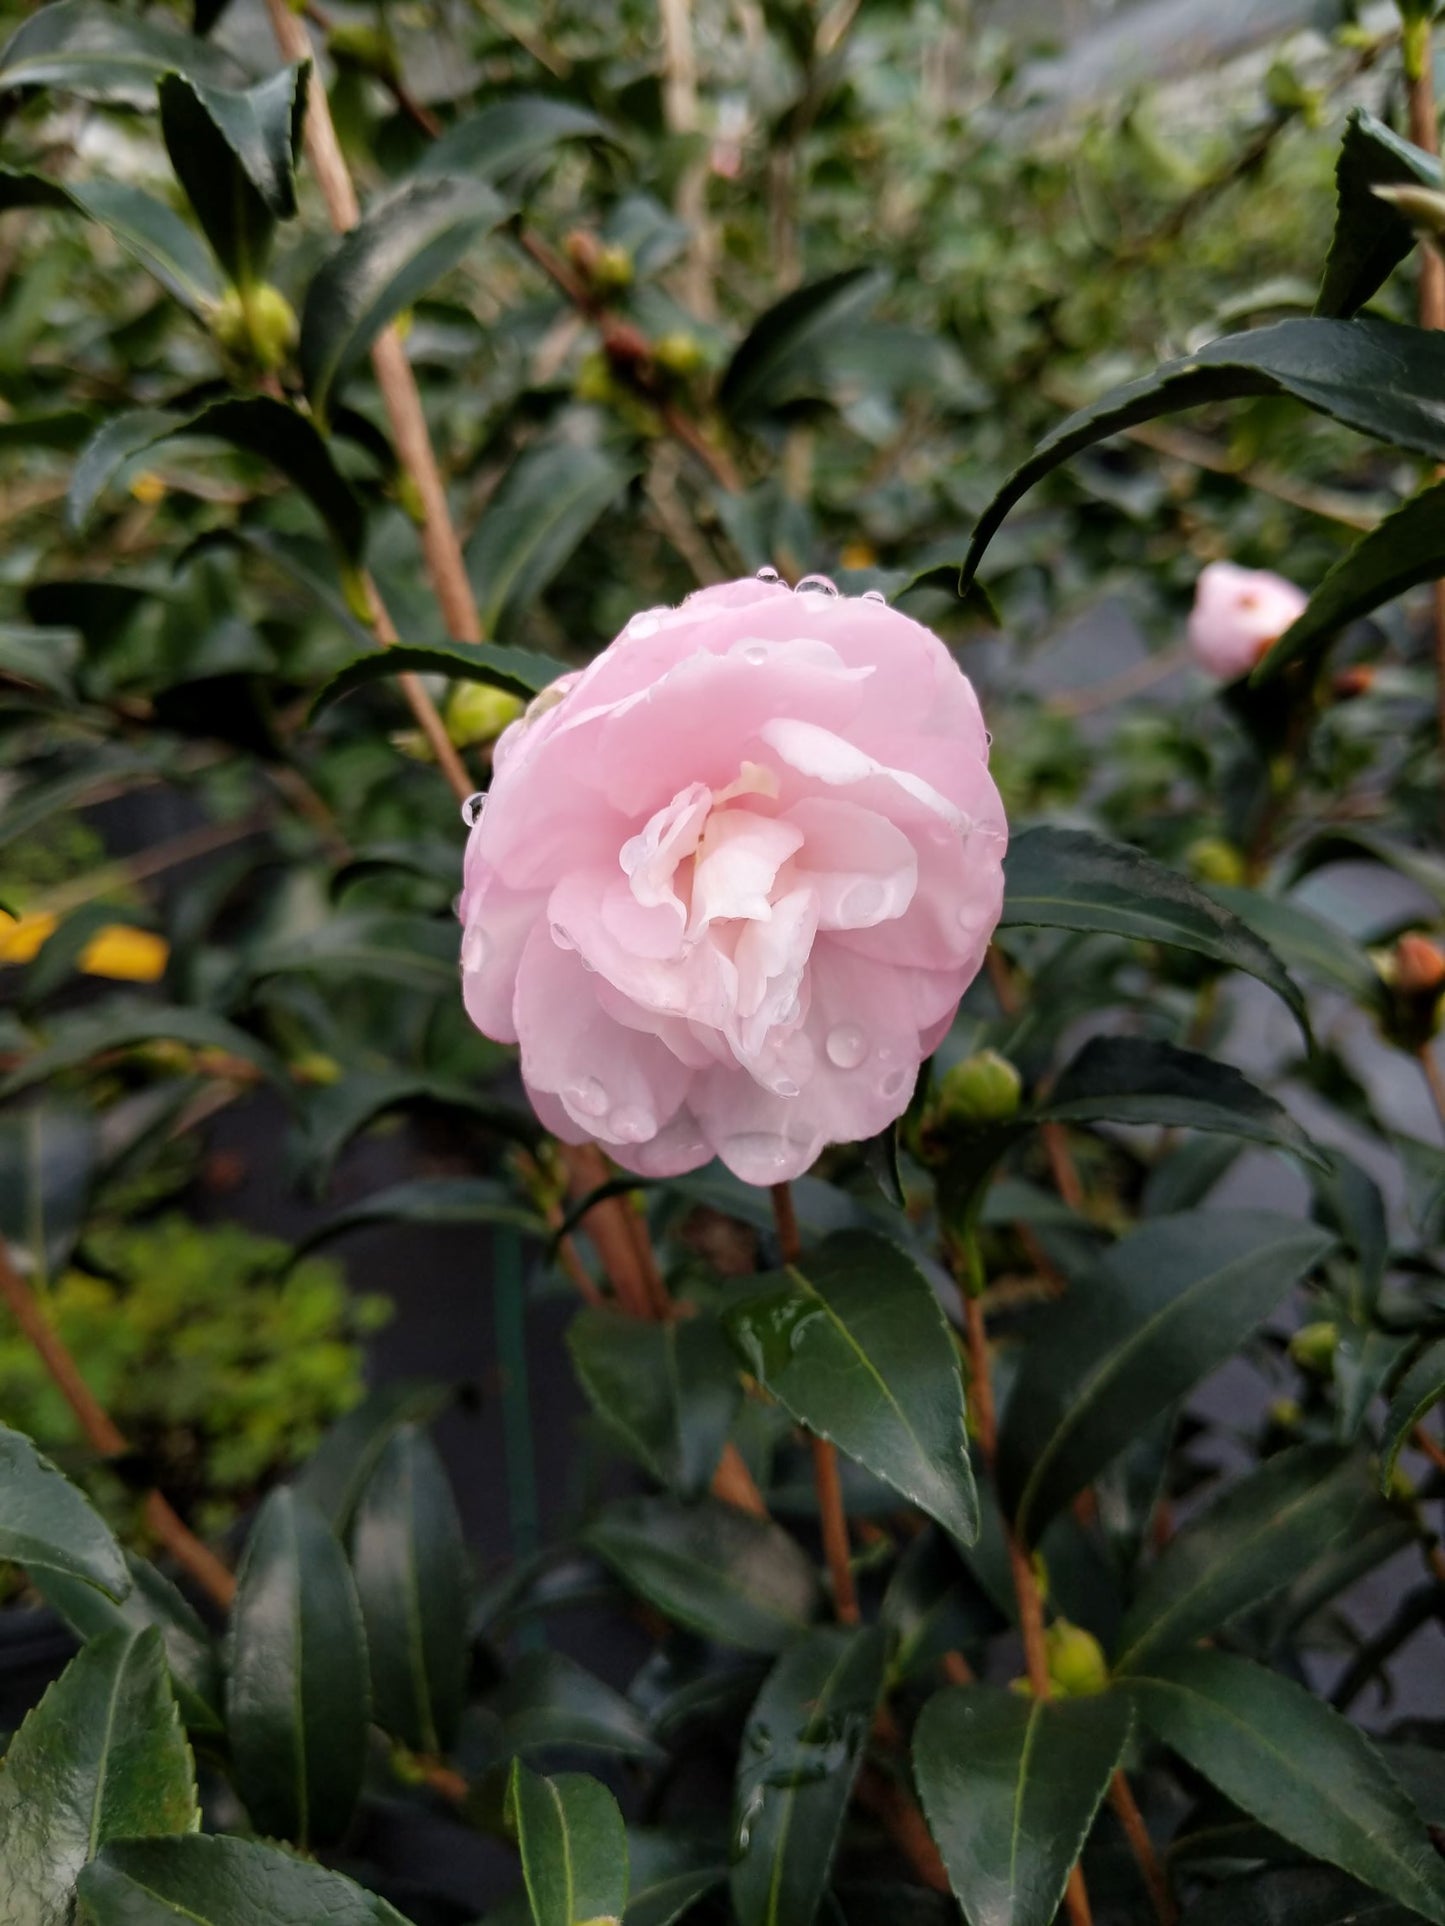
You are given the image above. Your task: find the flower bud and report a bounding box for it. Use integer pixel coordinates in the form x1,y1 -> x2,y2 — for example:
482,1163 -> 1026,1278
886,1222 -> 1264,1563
1332,665 -> 1376,702
654,330 -> 706,376
211,284 -> 299,373
1045,1619 -> 1109,1698
1188,562 -> 1307,682
1288,1319 -> 1338,1374
1392,933 -> 1445,998
936,1050 -> 1023,1125
290,1052 -> 343,1086
1185,836 -> 1247,888
446,681 -> 524,748
1373,932 -> 1445,1048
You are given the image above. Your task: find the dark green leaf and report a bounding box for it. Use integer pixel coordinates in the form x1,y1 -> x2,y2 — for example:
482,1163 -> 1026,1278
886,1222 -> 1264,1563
1001,827 -> 1309,1040
247,910 -> 459,990
725,1231 -> 976,1545
465,440 -> 638,638
70,398 -> 365,563
76,1835 -> 414,1926
1184,1866 -> 1425,1925
719,268 -> 889,420
1205,884 -> 1386,1013
1318,109 -> 1442,319
1127,1649 -> 1445,1925
350,1425 -> 469,1756
0,621 -> 82,700
419,95 -> 617,182
296,1068 -> 539,1186
568,1307 -> 742,1498
0,1422 -> 128,1598
1115,1446 -> 1372,1670
1381,1337 -> 1445,1489
731,1626 -> 885,1926
1041,1036 -> 1322,1167
0,1003 -> 282,1101
913,1684 -> 1130,1926
311,638 -> 561,719
998,1212 -> 1335,1542
300,177 -> 507,420
291,1177 -> 544,1261
293,1381 -> 451,1532
1258,475 -> 1445,678
1335,1323 -> 1409,1441
488,1650 -> 661,1763
0,1 -> 243,107
0,1630 -> 196,1916
35,1555 -> 224,1739
159,66 -> 307,287
225,1489 -> 369,1847
0,170 -> 222,314
959,320 -> 1445,588
624,1830 -> 727,1926
509,1760 -> 629,1926
586,1495 -> 821,1652
881,1527 -> 1004,1681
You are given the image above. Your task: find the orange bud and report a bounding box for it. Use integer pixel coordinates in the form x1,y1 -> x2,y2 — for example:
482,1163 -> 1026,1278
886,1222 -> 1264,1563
1394,933 -> 1445,997
1332,665 -> 1376,701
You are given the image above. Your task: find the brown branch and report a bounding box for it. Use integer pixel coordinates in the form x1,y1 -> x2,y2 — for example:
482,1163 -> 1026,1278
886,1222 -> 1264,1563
855,1764 -> 951,1893
0,1241 -> 235,1609
1110,1771 -> 1176,1926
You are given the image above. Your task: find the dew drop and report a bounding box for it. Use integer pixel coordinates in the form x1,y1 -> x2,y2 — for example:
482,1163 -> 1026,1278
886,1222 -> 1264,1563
607,1103 -> 655,1143
837,879 -> 886,925
460,923 -> 489,974
825,1023 -> 868,1070
770,1076 -> 801,1098
628,613 -> 662,638
460,791 -> 488,828
566,1076 -> 609,1119
880,1066 -> 909,1099
861,588 -> 888,604
550,920 -> 575,951
733,639 -> 770,665
755,565 -> 781,584
795,573 -> 839,598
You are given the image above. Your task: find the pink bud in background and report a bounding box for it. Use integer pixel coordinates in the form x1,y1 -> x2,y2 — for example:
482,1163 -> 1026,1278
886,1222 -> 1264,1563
457,575 -> 1006,1186
1188,561 -> 1308,681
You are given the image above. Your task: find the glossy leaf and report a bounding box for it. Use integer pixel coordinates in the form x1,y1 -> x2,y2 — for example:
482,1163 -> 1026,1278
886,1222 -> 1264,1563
1127,1649 -> 1445,1925
0,1629 -> 196,1918
0,1003 -> 282,1100
0,169 -> 222,314
998,1212 -> 1334,1542
1258,475 -> 1445,678
70,398 -> 365,563
913,1684 -> 1130,1926
311,638 -> 561,718
510,1760 -> 629,1926
465,440 -> 638,638
159,65 -> 306,287
959,319 -> 1445,588
1115,1446 -> 1371,1670
568,1306 -> 743,1498
1040,1035 -> 1322,1167
0,1422 -> 128,1598
350,1424 -> 470,1755
1317,109 -> 1442,319
0,620 -> 82,700
586,1495 -> 822,1652
0,1 -> 243,107
487,1650 -> 661,1763
247,910 -> 459,990
1000,827 -> 1309,1039
76,1835 -> 415,1926
35,1555 -> 224,1739
297,1067 -> 539,1186
1205,883 -> 1386,1013
730,1626 -> 886,1926
291,1176 -> 545,1260
300,177 -> 507,419
225,1489 -> 369,1847
622,1830 -> 727,1926
719,267 -> 890,419
725,1230 -> 976,1544
1381,1337 -> 1445,1489
419,95 -> 616,182
293,1381 -> 451,1531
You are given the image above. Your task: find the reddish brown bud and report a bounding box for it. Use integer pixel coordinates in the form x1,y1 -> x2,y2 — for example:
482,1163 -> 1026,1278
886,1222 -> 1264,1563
1332,665 -> 1377,701
1394,932 -> 1445,997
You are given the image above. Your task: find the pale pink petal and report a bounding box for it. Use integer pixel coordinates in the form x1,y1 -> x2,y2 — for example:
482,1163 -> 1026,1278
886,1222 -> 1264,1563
784,796 -> 918,930
689,811 -> 805,932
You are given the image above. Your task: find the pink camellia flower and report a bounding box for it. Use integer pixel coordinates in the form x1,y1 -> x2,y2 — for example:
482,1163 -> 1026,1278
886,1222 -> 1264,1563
1188,561 -> 1308,681
457,573 -> 1006,1186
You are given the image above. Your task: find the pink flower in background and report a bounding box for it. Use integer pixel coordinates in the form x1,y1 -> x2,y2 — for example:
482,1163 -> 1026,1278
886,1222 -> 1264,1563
458,574 -> 1006,1185
1188,561 -> 1308,681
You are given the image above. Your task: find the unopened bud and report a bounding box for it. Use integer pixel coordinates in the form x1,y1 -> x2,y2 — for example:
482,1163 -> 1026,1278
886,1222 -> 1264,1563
211,283 -> 298,373
1393,933 -> 1445,998
1045,1619 -> 1109,1698
936,1050 -> 1023,1125
290,1051 -> 342,1086
654,330 -> 706,375
445,681 -> 524,747
1186,836 -> 1247,888
1289,1319 -> 1339,1374
1332,665 -> 1376,702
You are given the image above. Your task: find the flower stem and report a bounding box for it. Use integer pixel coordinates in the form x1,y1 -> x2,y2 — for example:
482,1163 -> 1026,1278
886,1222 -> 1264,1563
1109,1770 -> 1177,1926
0,1240 -> 235,1609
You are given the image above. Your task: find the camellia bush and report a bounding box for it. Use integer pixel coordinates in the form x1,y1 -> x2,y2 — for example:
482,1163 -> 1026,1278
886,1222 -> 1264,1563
7,1 -> 1445,1923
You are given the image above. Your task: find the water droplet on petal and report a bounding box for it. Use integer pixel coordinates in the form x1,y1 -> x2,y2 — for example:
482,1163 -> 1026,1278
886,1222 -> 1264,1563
607,1103 -> 655,1143
861,588 -> 887,604
550,920 -> 575,951
825,1023 -> 868,1070
460,923 -> 489,973
837,879 -> 886,925
770,1076 -> 801,1098
628,613 -> 661,638
755,565 -> 781,584
734,640 -> 770,665
795,573 -> 839,598
460,791 -> 488,828
880,1066 -> 910,1099
566,1077 -> 609,1118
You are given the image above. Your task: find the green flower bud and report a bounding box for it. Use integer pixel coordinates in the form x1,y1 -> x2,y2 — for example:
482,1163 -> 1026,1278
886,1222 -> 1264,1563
1288,1319 -> 1339,1374
593,242 -> 634,292
654,329 -> 707,375
211,283 -> 299,373
446,681 -> 524,748
575,350 -> 618,405
936,1050 -> 1023,1125
1185,836 -> 1247,888
290,1051 -> 343,1086
1267,1397 -> 1302,1433
1045,1619 -> 1109,1698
